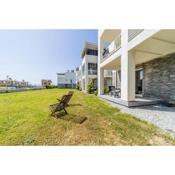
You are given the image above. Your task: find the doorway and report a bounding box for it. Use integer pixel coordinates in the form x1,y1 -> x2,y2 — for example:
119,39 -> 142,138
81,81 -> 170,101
136,69 -> 143,94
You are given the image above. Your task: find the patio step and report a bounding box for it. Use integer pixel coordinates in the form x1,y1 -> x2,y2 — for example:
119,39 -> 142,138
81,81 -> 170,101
99,95 -> 163,107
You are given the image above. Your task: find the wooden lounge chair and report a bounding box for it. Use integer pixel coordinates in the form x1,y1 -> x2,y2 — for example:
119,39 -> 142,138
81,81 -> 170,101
49,93 -> 73,116
57,91 -> 74,106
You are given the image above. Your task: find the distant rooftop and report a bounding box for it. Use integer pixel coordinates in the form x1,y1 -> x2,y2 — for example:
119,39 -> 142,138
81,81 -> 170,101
57,70 -> 75,75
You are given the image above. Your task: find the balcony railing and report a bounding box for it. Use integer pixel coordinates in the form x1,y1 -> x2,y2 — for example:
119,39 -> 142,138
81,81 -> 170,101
102,35 -> 121,61
88,70 -> 97,75
128,29 -> 144,42
104,70 -> 113,77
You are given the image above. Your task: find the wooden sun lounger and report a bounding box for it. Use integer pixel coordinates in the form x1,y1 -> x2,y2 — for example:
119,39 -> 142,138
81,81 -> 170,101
57,91 -> 74,105
49,92 -> 74,115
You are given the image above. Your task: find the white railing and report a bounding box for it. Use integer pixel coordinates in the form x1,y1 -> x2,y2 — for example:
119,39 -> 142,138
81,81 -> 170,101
102,35 -> 121,61
128,29 -> 144,42
88,70 -> 97,75
104,70 -> 113,77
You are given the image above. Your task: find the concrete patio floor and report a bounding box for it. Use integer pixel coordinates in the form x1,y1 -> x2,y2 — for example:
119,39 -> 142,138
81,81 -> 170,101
101,98 -> 175,136
99,94 -> 162,107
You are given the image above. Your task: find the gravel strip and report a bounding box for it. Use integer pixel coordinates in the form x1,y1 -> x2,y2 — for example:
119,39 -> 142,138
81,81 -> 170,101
106,100 -> 175,135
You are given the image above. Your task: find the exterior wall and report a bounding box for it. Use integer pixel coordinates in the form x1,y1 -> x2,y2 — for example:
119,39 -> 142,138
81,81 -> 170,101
57,71 -> 76,88
57,74 -> 66,84
81,54 -> 98,91
57,83 -> 76,88
141,53 -> 175,102
85,55 -> 98,64
65,71 -> 76,85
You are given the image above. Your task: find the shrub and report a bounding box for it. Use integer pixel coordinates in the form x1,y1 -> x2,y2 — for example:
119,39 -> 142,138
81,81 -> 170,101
87,80 -> 96,94
45,85 -> 57,89
94,90 -> 98,96
104,87 -> 109,94
76,83 -> 81,90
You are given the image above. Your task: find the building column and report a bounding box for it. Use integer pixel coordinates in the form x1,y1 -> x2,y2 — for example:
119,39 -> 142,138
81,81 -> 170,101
112,70 -> 117,87
98,68 -> 104,94
98,31 -> 104,95
121,30 -> 136,101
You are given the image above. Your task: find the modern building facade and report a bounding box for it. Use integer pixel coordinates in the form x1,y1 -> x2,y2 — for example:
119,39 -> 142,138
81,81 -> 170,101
57,70 -> 76,88
75,42 -> 116,92
80,42 -> 98,91
98,29 -> 175,106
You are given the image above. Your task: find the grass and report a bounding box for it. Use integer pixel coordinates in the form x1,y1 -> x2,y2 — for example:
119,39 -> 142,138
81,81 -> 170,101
0,89 -> 174,145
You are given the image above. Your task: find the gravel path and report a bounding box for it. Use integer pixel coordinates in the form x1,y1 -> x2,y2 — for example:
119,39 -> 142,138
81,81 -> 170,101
106,101 -> 175,135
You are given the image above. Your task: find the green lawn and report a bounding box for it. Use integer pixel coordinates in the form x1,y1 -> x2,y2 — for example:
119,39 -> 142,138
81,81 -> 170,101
0,89 -> 174,145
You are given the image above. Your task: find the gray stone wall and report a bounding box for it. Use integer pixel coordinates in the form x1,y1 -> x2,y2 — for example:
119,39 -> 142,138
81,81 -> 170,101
141,53 -> 175,102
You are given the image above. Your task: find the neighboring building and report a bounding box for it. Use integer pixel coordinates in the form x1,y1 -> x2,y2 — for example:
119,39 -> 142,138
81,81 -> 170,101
75,66 -> 82,88
80,42 -> 98,91
57,70 -> 76,88
98,29 -> 175,106
0,78 -> 29,87
41,79 -> 52,86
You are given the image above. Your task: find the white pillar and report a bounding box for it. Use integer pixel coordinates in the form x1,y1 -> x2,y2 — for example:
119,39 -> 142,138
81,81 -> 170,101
112,70 -> 117,87
98,68 -> 104,94
98,31 -> 104,95
121,30 -> 135,101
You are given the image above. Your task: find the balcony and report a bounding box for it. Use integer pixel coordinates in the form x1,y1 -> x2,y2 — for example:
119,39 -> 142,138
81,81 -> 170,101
102,35 -> 121,61
88,70 -> 97,75
128,29 -> 144,42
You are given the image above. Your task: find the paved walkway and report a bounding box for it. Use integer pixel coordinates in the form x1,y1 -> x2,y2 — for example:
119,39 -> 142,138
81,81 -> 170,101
105,100 -> 175,135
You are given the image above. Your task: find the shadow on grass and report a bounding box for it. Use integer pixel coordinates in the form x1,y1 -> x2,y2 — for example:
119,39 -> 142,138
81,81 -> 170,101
52,112 -> 87,124
49,102 -> 85,124
68,103 -> 82,107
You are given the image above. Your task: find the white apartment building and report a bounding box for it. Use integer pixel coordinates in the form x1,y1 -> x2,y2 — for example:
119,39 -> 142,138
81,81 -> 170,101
57,70 -> 76,88
75,65 -> 82,88
80,42 -> 98,91
76,42 -> 117,92
98,29 -> 175,106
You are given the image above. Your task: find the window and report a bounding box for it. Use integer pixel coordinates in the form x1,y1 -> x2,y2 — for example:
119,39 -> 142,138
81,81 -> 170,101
88,63 -> 97,75
136,69 -> 144,94
86,49 -> 98,56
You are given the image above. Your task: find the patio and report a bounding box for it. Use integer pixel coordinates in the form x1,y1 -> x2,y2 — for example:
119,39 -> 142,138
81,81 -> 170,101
99,94 -> 163,107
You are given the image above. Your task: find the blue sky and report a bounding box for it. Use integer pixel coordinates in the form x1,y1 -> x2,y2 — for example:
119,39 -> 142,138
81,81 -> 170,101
0,29 -> 98,85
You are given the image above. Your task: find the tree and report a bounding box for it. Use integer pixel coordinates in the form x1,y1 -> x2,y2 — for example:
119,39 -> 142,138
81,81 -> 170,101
87,79 -> 96,94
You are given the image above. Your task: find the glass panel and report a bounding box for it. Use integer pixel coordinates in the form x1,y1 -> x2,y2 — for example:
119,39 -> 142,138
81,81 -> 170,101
86,49 -> 98,56
136,69 -> 143,94
88,63 -> 97,75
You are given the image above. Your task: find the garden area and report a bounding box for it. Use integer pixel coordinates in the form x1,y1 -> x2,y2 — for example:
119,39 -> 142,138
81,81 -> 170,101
0,89 -> 174,145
